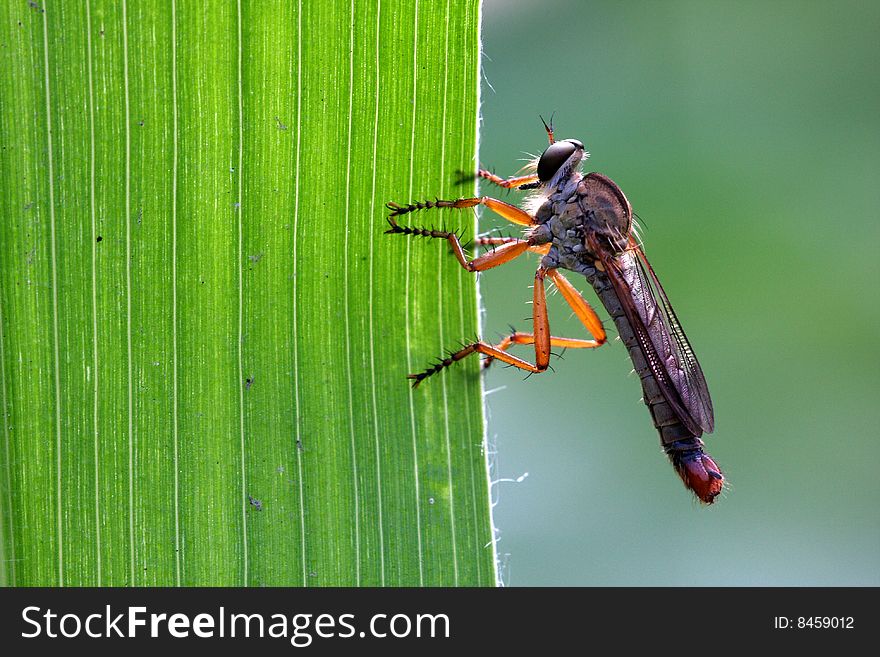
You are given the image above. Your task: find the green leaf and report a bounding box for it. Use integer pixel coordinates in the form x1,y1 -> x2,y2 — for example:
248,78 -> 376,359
0,0 -> 493,586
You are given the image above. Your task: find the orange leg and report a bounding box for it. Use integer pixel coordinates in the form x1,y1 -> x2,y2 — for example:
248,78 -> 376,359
475,236 -> 550,257
532,267 -> 553,370
408,267 -> 607,386
482,269 -> 605,369
387,195 -> 535,226
545,269 -> 606,343
456,117 -> 555,190
409,267 -> 553,386
476,170 -> 540,190
481,332 -> 604,369
385,218 -> 533,272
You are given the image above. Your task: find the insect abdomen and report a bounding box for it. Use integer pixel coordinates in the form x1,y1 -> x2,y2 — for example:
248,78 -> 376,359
585,268 -> 723,503
590,272 -> 694,441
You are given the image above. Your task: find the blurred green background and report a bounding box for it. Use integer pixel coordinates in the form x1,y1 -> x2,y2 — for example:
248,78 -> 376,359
476,0 -> 879,585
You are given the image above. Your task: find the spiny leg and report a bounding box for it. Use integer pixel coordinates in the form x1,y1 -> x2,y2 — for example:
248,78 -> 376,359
481,332 -> 604,369
385,218 -> 533,272
482,268 -> 606,368
410,267 -> 607,386
387,194 -> 535,226
410,331 -> 602,387
385,199 -> 553,272
384,191 -> 540,272
409,266 -> 553,387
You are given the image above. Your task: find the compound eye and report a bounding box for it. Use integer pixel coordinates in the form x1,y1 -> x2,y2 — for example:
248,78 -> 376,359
537,140 -> 577,182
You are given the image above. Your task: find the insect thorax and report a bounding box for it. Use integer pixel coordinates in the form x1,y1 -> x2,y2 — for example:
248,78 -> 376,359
532,172 -> 633,272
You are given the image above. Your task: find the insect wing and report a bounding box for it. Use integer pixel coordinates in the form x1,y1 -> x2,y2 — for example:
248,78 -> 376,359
600,245 -> 714,435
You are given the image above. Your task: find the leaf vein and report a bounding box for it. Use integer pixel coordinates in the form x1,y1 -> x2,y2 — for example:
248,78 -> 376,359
41,0 -> 64,588
404,0 -> 425,586
343,0 -> 361,585
368,0 -> 385,587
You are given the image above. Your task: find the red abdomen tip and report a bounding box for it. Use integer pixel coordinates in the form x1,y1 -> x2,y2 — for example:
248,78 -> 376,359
666,439 -> 724,504
678,451 -> 724,504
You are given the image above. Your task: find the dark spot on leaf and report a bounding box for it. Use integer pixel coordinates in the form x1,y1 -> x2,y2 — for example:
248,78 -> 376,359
96,236 -> 103,243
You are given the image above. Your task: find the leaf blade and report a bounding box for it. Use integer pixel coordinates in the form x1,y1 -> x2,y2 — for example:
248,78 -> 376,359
0,0 -> 493,587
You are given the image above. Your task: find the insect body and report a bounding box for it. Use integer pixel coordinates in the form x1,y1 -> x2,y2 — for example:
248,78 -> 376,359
385,121 -> 723,504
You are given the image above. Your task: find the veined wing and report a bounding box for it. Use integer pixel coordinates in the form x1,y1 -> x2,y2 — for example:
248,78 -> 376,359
598,241 -> 715,435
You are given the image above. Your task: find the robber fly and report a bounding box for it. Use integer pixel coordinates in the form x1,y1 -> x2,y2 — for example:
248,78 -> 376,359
385,119 -> 723,504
